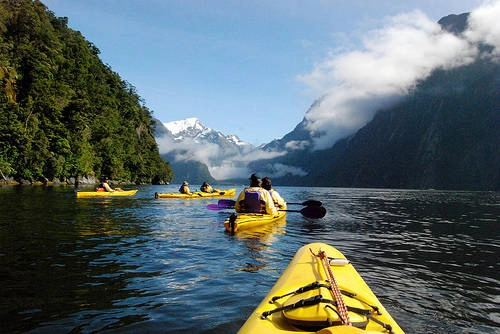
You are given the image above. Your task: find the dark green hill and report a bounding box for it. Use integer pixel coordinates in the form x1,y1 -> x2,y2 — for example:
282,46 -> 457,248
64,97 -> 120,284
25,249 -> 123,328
307,59 -> 500,190
0,0 -> 173,184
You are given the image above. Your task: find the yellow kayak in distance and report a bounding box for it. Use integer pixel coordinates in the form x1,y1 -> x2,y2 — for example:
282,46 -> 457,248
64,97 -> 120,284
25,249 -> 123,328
224,210 -> 287,234
76,189 -> 138,198
155,188 -> 236,199
239,242 -> 404,334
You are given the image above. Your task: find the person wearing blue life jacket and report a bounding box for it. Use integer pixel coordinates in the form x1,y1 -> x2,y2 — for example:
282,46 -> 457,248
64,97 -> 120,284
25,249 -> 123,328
262,176 -> 286,210
235,174 -> 277,215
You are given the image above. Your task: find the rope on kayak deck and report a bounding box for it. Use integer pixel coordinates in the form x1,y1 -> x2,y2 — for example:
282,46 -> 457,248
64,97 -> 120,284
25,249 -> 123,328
310,248 -> 352,326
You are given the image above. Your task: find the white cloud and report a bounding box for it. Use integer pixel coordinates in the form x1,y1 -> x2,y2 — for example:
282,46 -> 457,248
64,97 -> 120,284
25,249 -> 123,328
156,135 -> 287,180
465,0 -> 500,58
261,163 -> 308,178
285,140 -> 311,150
298,3 -> 498,150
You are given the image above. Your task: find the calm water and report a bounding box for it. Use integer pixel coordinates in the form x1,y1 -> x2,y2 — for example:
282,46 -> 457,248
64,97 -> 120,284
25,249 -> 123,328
0,185 -> 498,333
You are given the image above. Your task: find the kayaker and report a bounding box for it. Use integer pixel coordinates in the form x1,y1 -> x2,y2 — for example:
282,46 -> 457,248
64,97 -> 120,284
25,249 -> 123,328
235,174 -> 277,215
262,176 -> 286,209
200,182 -> 216,193
179,181 -> 191,194
101,177 -> 123,192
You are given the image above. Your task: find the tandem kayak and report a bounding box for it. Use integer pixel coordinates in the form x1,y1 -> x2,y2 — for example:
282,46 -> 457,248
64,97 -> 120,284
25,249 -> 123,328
239,242 -> 404,334
224,210 -> 287,234
76,189 -> 138,198
155,188 -> 236,199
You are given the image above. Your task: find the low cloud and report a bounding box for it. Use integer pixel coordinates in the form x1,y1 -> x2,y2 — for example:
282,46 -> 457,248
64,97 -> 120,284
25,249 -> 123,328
260,163 -> 308,178
156,135 -> 305,180
298,2 -> 499,150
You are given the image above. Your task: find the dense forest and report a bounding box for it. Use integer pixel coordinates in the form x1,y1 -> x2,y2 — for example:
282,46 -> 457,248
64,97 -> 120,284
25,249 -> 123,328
0,0 -> 173,184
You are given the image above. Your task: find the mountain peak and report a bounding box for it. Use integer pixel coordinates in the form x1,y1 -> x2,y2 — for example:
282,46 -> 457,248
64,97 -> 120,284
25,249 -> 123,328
163,117 -> 206,136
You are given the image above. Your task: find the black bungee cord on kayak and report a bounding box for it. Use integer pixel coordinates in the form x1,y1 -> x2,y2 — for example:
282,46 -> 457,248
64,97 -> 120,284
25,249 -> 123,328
261,294 -> 370,327
262,281 -> 394,332
269,281 -> 381,315
261,294 -> 394,333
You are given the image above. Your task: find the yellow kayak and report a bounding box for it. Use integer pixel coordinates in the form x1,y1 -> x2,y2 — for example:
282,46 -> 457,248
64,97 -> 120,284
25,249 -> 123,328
239,242 -> 404,334
76,189 -> 138,198
155,188 -> 236,199
224,210 -> 287,234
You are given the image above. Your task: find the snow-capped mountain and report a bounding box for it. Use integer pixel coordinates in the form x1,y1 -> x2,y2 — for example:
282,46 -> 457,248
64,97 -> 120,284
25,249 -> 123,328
154,118 -> 284,182
162,117 -> 251,149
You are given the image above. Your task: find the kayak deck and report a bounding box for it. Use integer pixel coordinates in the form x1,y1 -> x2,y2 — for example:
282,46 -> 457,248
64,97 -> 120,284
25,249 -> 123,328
76,189 -> 138,198
155,188 -> 236,199
224,211 -> 287,234
239,242 -> 404,333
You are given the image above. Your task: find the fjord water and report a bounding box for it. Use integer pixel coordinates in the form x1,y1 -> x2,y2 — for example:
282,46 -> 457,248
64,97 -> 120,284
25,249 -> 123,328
0,185 -> 498,333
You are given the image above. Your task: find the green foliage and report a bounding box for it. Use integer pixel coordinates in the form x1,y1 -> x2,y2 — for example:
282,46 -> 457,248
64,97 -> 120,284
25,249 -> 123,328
0,0 -> 173,184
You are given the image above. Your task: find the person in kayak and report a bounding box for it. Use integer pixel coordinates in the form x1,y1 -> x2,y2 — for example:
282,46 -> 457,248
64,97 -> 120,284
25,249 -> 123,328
200,182 -> 217,193
261,176 -> 286,209
179,181 -> 191,194
101,177 -> 123,192
235,174 -> 277,215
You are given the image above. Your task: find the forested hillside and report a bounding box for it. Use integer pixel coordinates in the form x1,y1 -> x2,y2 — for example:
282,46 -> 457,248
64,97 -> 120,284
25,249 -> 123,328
0,0 -> 173,184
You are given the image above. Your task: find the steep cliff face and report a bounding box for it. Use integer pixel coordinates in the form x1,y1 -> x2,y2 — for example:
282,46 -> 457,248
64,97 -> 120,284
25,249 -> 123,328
300,59 -> 500,190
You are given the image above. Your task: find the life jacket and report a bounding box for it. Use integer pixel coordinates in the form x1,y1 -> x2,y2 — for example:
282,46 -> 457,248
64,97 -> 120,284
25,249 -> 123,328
200,184 -> 213,193
239,190 -> 266,213
179,185 -> 189,194
267,190 -> 277,206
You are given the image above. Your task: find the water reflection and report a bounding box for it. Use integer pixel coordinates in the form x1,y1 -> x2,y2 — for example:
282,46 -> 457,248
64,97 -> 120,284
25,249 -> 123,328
0,186 -> 498,333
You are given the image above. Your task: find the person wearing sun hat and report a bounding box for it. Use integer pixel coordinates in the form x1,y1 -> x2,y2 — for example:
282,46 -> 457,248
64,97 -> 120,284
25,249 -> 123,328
235,173 -> 277,215
179,181 -> 191,194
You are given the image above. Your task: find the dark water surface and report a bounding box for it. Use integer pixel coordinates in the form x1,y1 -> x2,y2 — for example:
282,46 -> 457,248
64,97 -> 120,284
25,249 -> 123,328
0,185 -> 498,333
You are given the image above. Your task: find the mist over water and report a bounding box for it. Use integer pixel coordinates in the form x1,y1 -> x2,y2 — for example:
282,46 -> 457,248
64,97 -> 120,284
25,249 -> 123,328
0,186 -> 498,333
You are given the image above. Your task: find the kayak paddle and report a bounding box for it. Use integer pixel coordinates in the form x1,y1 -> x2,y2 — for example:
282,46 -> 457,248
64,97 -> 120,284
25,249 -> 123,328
286,206 -> 327,219
217,199 -> 322,207
286,199 -> 323,206
218,199 -> 236,208
206,203 -> 327,219
206,204 -> 225,210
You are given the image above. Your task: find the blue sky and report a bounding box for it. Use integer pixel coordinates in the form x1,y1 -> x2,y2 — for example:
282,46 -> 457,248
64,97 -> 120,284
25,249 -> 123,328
43,0 -> 485,145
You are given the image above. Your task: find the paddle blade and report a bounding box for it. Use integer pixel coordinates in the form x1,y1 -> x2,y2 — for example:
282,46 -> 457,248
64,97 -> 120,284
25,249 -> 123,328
218,199 -> 236,208
300,205 -> 327,219
206,204 -> 224,210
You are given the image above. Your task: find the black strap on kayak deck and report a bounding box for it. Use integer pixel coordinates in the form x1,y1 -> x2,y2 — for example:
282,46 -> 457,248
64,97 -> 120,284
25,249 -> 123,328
262,294 -> 372,318
262,282 -> 394,333
269,281 -> 381,315
270,281 -> 330,303
261,294 -> 370,327
262,294 -> 394,333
